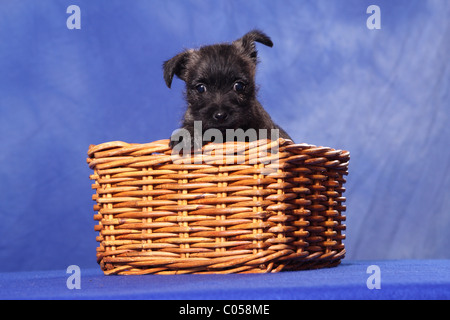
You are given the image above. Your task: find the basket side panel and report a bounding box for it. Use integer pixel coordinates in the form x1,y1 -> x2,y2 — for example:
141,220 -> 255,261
88,140 -> 349,274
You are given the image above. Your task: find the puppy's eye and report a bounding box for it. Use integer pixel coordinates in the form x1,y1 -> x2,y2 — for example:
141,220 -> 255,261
233,81 -> 245,92
195,84 -> 206,93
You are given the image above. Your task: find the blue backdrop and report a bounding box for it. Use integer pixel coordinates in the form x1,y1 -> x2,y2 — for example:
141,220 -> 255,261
0,0 -> 448,272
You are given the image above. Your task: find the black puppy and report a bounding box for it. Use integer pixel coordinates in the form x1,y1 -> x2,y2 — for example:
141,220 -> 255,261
164,30 -> 292,149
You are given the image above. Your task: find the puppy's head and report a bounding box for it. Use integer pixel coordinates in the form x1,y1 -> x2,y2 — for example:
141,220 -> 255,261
163,30 -> 273,132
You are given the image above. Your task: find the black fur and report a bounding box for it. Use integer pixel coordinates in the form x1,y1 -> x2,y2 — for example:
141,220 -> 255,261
164,30 -> 292,148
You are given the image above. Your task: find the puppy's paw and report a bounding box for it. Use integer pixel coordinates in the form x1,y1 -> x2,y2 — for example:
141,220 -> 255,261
168,139 -> 178,149
169,136 -> 201,154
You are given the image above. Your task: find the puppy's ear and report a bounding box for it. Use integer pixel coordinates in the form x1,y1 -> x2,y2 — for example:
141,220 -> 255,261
163,50 -> 192,88
232,29 -> 273,63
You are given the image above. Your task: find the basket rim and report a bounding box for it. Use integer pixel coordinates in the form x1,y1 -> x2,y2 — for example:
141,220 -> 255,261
87,138 -> 349,160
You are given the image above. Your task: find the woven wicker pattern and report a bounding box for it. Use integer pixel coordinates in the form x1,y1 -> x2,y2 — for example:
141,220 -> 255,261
87,139 -> 349,275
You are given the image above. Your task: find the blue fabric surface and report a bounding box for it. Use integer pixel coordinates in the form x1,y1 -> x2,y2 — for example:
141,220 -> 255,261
1,260 -> 449,300
0,0 -> 449,273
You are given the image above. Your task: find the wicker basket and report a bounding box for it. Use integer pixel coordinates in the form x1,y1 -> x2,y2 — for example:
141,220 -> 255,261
87,138 -> 349,275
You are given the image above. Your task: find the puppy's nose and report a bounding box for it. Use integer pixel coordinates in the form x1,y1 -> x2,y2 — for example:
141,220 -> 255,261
213,111 -> 228,121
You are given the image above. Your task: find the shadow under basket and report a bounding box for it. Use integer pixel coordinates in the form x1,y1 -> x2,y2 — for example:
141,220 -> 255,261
87,138 -> 350,275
